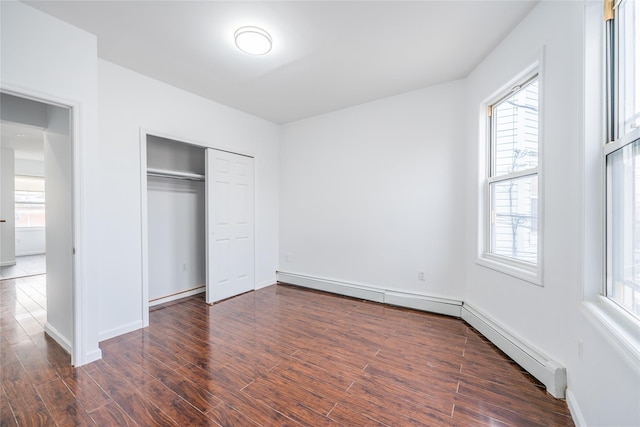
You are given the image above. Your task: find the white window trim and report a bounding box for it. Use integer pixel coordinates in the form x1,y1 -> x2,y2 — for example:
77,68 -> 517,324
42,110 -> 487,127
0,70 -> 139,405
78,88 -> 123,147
604,125 -> 639,157
581,0 -> 640,373
583,296 -> 640,374
477,57 -> 544,286
604,127 -> 640,315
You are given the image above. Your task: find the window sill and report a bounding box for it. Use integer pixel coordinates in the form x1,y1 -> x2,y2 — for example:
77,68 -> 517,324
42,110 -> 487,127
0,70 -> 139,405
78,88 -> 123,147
476,255 -> 541,286
583,297 -> 640,373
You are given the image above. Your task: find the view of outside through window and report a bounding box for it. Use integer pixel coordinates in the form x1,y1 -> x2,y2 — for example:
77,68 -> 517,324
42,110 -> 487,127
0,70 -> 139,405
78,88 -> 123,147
490,78 -> 539,265
607,0 -> 639,317
608,141 -> 640,317
617,0 -> 640,135
14,175 -> 45,228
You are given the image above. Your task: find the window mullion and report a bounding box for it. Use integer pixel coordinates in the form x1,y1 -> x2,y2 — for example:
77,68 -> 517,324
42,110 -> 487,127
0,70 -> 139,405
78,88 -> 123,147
488,167 -> 538,184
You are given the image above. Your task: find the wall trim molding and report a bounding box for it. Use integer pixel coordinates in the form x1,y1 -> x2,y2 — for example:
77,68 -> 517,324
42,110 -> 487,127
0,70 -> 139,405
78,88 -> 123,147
83,348 -> 102,366
15,251 -> 46,257
0,261 -> 17,267
149,286 -> 205,307
276,271 -> 462,317
566,389 -> 586,427
99,320 -> 143,343
257,279 -> 277,290
44,322 -> 72,355
461,302 -> 567,398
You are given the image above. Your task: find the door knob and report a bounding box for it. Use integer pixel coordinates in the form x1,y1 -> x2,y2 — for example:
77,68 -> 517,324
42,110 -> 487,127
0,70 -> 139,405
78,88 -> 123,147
0,219 -> 6,223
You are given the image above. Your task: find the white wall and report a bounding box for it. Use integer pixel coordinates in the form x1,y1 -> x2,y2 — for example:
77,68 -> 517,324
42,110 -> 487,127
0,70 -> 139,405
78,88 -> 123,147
0,147 -> 16,266
15,228 -> 45,256
1,0 -> 101,364
280,80 -> 466,301
15,159 -> 45,177
147,178 -> 205,301
44,104 -> 73,350
97,59 -> 280,340
464,0 -> 581,366
0,92 -> 47,127
463,1 -> 639,426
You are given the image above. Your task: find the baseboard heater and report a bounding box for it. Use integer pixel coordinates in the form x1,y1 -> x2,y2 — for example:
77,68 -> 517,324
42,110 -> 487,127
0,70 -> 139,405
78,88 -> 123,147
276,271 -> 567,399
461,303 -> 567,398
277,271 -> 462,317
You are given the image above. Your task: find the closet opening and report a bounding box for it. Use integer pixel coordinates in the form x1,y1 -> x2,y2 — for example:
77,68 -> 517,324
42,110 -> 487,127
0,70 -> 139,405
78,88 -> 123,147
140,131 -> 256,326
146,135 -> 206,307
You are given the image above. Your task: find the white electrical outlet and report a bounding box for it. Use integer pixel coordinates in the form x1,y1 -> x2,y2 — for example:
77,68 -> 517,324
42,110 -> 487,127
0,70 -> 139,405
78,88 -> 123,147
418,270 -> 426,281
182,263 -> 187,272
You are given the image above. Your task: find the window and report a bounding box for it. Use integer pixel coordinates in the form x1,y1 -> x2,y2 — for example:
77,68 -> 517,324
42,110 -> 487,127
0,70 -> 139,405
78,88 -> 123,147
484,74 -> 540,275
605,0 -> 640,318
14,175 -> 45,228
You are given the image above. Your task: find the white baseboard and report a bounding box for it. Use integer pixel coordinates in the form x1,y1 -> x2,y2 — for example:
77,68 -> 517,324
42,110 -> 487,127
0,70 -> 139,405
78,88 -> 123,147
149,286 -> 205,307
461,303 -> 567,398
384,291 -> 462,317
256,279 -> 277,290
44,322 -> 72,354
566,389 -> 586,427
0,260 -> 16,267
81,348 -> 102,366
278,272 -> 383,302
99,320 -> 143,342
276,271 -> 462,317
15,251 -> 46,257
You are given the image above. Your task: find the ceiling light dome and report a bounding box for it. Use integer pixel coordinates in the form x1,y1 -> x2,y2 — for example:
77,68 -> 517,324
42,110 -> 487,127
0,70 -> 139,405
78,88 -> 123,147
234,26 -> 272,55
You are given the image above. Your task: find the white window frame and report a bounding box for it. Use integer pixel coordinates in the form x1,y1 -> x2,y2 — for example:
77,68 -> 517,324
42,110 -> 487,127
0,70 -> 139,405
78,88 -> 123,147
603,0 -> 640,319
477,62 -> 544,286
582,0 -> 640,369
604,128 -> 640,316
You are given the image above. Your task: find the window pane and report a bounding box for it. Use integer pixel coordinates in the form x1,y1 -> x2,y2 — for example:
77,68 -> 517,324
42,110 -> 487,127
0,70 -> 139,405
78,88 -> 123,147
490,175 -> 538,264
15,203 -> 46,227
14,190 -> 45,204
616,0 -> 640,136
492,78 -> 539,176
607,139 -> 640,317
14,189 -> 45,228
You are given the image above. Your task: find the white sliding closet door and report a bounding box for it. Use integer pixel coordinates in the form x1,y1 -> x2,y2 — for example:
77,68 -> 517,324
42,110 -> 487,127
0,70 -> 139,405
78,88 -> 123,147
205,149 -> 255,304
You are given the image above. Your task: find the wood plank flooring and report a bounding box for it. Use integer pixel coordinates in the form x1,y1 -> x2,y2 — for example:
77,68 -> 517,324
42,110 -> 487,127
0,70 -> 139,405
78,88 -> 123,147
1,277 -> 574,426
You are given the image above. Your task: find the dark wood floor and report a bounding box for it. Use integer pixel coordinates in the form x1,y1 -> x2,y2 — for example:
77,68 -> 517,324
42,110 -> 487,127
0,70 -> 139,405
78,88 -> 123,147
1,276 -> 574,426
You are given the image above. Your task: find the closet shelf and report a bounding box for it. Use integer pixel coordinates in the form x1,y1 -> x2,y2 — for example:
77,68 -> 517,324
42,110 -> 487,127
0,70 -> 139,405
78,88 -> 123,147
147,167 -> 205,181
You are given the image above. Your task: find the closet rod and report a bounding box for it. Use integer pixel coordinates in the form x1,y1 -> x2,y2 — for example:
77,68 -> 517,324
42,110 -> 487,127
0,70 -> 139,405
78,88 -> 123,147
147,167 -> 205,181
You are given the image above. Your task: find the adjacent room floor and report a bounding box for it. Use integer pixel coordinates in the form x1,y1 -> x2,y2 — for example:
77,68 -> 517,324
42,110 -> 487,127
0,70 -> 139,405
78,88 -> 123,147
0,254 -> 46,281
0,281 -> 574,426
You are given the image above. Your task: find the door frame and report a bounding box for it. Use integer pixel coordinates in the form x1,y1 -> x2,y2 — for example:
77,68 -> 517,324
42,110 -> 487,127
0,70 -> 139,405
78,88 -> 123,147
0,85 -> 84,365
139,128 -> 256,327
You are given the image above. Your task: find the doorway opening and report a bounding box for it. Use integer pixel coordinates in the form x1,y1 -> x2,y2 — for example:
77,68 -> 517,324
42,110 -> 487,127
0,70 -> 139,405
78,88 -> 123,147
0,92 -> 74,360
0,124 -> 47,280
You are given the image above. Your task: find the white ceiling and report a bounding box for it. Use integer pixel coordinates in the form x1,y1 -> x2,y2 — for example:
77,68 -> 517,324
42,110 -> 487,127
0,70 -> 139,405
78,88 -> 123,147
23,1 -> 538,124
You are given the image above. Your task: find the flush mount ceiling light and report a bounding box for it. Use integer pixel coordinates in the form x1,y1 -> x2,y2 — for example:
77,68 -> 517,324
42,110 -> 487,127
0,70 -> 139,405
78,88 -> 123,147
234,26 -> 272,55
